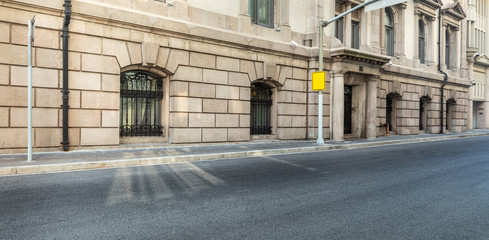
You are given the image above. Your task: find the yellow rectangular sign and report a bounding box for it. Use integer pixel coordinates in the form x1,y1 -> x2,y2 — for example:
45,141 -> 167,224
312,71 -> 325,91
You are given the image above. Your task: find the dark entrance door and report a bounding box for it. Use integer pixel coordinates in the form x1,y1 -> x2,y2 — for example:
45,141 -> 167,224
344,86 -> 352,134
386,97 -> 393,130
419,99 -> 424,130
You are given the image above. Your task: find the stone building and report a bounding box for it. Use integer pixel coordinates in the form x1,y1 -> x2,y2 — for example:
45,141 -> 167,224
467,0 -> 489,129
0,0 -> 473,153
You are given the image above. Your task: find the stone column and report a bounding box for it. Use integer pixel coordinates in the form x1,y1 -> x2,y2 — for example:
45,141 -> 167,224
414,11 -> 420,61
332,71 -> 344,142
366,76 -> 378,139
279,0 -> 290,28
467,59 -> 474,130
344,3 -> 352,48
240,0 -> 249,16
485,69 -> 489,129
395,4 -> 406,57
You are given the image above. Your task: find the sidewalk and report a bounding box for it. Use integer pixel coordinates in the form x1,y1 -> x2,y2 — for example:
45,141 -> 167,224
2,129 -> 489,176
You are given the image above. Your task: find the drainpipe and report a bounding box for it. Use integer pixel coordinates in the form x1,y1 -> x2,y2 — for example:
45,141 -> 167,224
61,0 -> 71,151
438,7 -> 448,134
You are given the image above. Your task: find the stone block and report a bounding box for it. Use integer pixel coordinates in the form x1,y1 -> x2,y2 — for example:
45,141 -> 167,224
292,92 -> 307,103
189,83 -> 216,98
278,116 -> 292,127
35,128 -> 61,147
0,64 -> 9,85
102,39 -> 130,68
293,68 -> 307,80
172,66 -> 202,82
216,86 -> 240,100
80,128 -> 119,146
279,91 -> 293,103
217,56 -> 239,71
0,22 -> 9,43
189,113 -> 215,127
170,128 -> 202,143
228,128 -> 250,141
156,47 -> 171,69
166,49 -> 189,74
170,81 -> 189,96
127,42 -> 142,65
170,113 -> 188,127
0,86 -> 27,107
81,92 -> 119,110
216,114 -> 239,128
0,107 -> 8,127
102,74 -> 120,92
240,114 -> 250,127
228,100 -> 250,114
240,87 -> 250,101
279,103 -> 306,115
102,110 -> 119,127
69,52 -> 81,70
229,72 -> 250,87
36,88 -> 61,108
34,28 -> 60,49
68,71 -> 101,90
292,116 -> 307,127
278,128 -> 306,139
142,42 -> 159,65
11,108 -> 58,127
11,24 -> 27,45
0,43 -> 27,65
81,54 -> 120,74
203,99 -> 228,113
170,97 -> 202,112
70,90 -> 81,109
203,69 -> 228,84
202,128 -> 227,142
0,128 -> 27,148
70,34 -> 101,54
190,52 -> 215,69
36,48 -> 62,69
283,79 -> 306,91
240,60 -> 257,81
11,66 -> 59,88
68,109 -> 101,127
278,66 -> 293,86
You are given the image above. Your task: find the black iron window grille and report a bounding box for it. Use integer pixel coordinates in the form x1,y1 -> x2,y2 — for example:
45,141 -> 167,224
250,83 -> 272,135
120,71 -> 163,137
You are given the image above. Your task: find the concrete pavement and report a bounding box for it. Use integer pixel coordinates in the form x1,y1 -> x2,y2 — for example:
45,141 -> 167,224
1,129 -> 489,176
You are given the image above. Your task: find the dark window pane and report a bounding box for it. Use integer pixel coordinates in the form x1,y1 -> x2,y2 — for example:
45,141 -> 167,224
352,21 -> 359,49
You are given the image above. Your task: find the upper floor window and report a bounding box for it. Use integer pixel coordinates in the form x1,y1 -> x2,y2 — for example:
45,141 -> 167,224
419,20 -> 425,64
445,30 -> 451,68
352,21 -> 360,49
120,71 -> 163,137
249,0 -> 274,28
335,17 -> 344,43
385,8 -> 394,56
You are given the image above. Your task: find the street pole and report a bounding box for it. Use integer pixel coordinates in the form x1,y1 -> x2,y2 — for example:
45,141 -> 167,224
317,0 -> 381,143
27,17 -> 35,162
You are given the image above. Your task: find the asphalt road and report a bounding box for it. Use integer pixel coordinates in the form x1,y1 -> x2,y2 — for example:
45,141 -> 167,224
2,136 -> 489,239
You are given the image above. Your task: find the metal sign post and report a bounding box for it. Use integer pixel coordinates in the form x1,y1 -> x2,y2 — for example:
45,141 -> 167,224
27,16 -> 35,162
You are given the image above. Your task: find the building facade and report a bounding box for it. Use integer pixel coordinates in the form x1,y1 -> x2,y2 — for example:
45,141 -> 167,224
0,0 -> 475,153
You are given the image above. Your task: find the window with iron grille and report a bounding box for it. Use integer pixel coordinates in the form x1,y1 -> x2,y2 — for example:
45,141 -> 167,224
250,83 -> 272,135
120,71 -> 163,137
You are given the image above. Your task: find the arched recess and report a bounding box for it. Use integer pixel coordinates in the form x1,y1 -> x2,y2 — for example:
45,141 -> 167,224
419,95 -> 432,132
446,98 -> 456,132
119,65 -> 171,143
386,92 -> 402,132
250,79 -> 281,140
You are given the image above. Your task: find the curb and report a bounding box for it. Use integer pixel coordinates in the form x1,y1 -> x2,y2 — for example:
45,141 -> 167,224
1,133 -> 488,176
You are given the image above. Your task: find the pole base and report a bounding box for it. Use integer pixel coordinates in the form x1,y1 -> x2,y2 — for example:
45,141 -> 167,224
316,138 -> 324,144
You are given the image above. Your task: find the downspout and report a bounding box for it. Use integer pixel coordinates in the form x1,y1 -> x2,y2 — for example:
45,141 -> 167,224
61,0 -> 71,151
438,7 -> 448,134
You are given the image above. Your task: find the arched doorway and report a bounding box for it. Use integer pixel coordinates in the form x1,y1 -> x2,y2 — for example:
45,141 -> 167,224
250,83 -> 273,135
446,99 -> 456,131
419,96 -> 431,132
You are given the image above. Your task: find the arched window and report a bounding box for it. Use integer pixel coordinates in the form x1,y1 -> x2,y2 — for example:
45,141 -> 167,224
419,20 -> 425,64
120,71 -> 163,137
385,8 -> 394,56
445,30 -> 451,68
250,83 -> 272,135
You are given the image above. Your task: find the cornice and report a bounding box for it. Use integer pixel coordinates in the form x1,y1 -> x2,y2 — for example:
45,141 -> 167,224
330,48 -> 391,66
